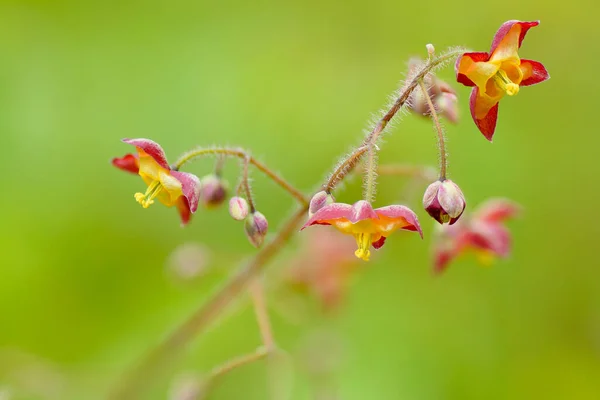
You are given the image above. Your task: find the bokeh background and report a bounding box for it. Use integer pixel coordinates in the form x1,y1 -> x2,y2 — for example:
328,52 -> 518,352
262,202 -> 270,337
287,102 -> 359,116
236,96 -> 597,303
1,0 -> 599,399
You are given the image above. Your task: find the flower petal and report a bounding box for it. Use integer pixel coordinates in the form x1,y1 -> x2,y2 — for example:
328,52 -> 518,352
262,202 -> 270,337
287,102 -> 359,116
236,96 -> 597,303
469,222 -> 511,257
372,236 -> 386,249
176,196 -> 192,226
455,52 -> 491,87
490,20 -> 539,60
474,198 -> 521,223
123,138 -> 170,170
433,249 -> 455,274
374,205 -> 423,238
171,170 -> 202,213
520,59 -> 550,86
302,203 -> 354,229
470,87 -> 499,141
112,153 -> 139,174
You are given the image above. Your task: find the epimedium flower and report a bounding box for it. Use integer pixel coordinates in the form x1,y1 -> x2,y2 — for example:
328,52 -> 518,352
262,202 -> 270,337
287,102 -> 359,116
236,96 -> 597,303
112,138 -> 201,225
432,198 -> 520,274
302,200 -> 422,261
423,179 -> 466,225
455,20 -> 550,140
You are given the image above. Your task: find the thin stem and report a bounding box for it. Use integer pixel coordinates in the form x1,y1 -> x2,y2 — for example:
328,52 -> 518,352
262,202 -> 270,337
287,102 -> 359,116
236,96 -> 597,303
241,154 -> 256,213
207,347 -> 269,384
174,147 -> 308,206
324,146 -> 367,192
363,144 -> 377,203
249,279 -> 274,350
110,206 -> 308,399
418,79 -> 447,180
323,48 -> 464,191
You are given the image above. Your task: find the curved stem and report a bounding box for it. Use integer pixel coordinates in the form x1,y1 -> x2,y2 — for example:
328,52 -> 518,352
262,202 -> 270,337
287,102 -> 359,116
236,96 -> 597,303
323,48 -> 464,191
110,206 -> 308,399
418,79 -> 447,180
324,146 -> 368,192
240,154 -> 256,212
174,147 -> 308,206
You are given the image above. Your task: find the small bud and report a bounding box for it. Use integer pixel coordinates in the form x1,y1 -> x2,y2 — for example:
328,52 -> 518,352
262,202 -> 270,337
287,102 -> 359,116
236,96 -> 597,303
436,92 -> 459,124
423,179 -> 466,225
244,211 -> 268,248
199,174 -> 228,208
229,196 -> 250,221
426,43 -> 435,57
308,191 -> 335,218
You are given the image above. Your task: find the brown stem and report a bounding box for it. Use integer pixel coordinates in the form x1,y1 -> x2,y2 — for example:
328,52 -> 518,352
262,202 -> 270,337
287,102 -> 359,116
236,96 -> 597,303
110,206 -> 308,399
323,49 -> 464,191
241,154 -> 256,212
324,146 -> 368,192
418,79 -> 447,180
174,147 -> 308,206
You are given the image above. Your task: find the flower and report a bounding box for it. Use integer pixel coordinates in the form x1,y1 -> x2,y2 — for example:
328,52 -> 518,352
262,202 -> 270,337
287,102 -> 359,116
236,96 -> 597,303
308,191 -> 336,218
229,196 -> 250,221
112,138 -> 201,225
244,211 -> 269,248
432,198 -> 520,273
302,200 -> 422,261
199,174 -> 228,208
422,179 -> 466,225
455,20 -> 550,141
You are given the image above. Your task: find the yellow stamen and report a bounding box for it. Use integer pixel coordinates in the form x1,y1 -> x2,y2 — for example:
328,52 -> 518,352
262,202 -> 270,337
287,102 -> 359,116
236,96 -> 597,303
354,233 -> 372,261
134,180 -> 163,208
492,70 -> 519,96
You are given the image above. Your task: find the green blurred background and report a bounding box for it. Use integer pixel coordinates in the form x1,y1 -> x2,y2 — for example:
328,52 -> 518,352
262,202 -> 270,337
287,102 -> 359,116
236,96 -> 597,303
1,0 -> 599,398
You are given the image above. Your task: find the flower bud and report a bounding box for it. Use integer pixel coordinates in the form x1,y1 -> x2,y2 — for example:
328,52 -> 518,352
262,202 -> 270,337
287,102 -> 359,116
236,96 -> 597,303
228,196 -> 250,221
199,174 -> 228,208
308,191 -> 335,218
423,179 -> 466,225
244,211 -> 268,248
436,92 -> 459,124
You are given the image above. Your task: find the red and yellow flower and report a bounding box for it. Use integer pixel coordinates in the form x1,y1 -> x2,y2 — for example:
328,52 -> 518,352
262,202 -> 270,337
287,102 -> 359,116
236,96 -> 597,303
112,138 -> 201,225
433,198 -> 520,273
455,20 -> 550,140
302,200 -> 422,261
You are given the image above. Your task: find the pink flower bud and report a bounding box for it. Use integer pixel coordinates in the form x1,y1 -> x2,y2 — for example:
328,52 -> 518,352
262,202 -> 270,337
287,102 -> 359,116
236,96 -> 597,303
244,211 -> 268,248
199,175 -> 228,208
229,196 -> 250,221
423,179 -> 466,225
308,191 -> 335,218
436,92 -> 459,124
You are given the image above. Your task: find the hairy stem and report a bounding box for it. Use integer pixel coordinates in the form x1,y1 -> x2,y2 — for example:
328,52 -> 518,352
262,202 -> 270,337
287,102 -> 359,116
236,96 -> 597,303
174,147 -> 308,206
363,145 -> 378,203
240,154 -> 256,212
323,48 -> 464,191
110,206 -> 308,399
418,79 -> 447,180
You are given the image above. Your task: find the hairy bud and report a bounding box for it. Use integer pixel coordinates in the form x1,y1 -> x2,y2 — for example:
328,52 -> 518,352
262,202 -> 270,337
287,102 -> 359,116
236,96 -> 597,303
423,179 -> 466,225
229,196 -> 250,221
244,211 -> 268,248
199,174 -> 228,208
308,191 -> 335,218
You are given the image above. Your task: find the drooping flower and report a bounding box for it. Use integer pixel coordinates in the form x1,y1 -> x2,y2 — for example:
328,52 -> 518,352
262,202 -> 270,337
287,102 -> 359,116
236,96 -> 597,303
432,198 -> 520,273
199,174 -> 228,208
302,200 -> 422,261
455,20 -> 550,140
112,138 -> 201,225
244,211 -> 269,248
423,179 -> 466,225
229,196 -> 250,221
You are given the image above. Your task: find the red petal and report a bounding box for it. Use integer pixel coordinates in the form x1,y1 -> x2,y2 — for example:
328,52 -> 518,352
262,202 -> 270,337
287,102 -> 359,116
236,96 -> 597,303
455,52 -> 490,87
469,222 -> 511,257
122,138 -> 170,170
520,59 -> 550,86
433,249 -> 455,274
470,88 -> 499,141
176,197 -> 192,226
302,203 -> 354,229
490,20 -> 539,55
372,236 -> 386,249
375,205 -> 423,238
171,170 -> 202,213
474,198 -> 521,223
112,153 -> 139,174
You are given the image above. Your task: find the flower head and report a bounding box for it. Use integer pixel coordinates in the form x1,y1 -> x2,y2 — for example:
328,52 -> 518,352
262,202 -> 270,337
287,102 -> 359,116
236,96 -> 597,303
432,198 -> 520,273
455,20 -> 550,140
244,211 -> 269,248
302,200 -> 422,261
112,138 -> 201,225
423,179 -> 466,225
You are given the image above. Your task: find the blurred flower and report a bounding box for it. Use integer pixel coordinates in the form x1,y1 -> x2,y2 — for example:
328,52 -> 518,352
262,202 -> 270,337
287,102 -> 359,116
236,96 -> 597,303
287,229 -> 359,311
302,200 -> 422,261
423,179 -> 466,225
245,211 -> 269,248
112,138 -> 201,225
229,196 -> 250,221
455,20 -> 550,140
199,174 -> 228,208
166,242 -> 211,282
408,58 -> 459,123
433,198 -> 520,274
